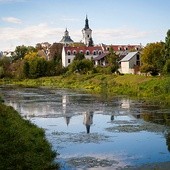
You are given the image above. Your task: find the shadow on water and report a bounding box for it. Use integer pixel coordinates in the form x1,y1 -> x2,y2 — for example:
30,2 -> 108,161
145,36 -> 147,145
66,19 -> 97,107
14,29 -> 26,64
1,86 -> 170,169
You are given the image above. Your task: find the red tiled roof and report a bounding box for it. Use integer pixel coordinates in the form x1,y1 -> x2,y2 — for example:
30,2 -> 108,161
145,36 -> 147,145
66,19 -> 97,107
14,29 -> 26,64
64,46 -> 103,53
103,45 -> 140,51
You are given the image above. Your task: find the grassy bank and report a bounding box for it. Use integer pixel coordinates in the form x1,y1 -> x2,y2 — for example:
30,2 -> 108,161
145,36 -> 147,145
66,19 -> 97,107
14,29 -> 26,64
0,101 -> 59,170
1,74 -> 170,105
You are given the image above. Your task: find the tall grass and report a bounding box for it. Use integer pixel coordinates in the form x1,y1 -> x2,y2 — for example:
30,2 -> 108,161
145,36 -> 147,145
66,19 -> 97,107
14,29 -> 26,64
0,103 -> 59,170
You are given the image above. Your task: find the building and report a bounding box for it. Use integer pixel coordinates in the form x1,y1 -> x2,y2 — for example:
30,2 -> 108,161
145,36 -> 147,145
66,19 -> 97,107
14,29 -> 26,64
82,16 -> 93,47
60,28 -> 74,45
62,46 -> 103,67
119,51 -> 140,74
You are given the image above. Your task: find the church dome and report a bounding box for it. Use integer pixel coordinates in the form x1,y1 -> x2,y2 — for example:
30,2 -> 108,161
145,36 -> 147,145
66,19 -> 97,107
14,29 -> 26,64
60,28 -> 74,44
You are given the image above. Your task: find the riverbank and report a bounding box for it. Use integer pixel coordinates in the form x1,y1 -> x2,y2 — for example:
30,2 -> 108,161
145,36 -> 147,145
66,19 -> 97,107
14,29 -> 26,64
1,74 -> 170,105
0,101 -> 59,170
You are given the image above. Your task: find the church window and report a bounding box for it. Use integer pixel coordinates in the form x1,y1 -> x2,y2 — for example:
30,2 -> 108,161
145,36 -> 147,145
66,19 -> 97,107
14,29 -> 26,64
80,50 -> 83,54
136,54 -> 140,60
67,50 -> 71,55
87,35 -> 89,38
68,59 -> 71,63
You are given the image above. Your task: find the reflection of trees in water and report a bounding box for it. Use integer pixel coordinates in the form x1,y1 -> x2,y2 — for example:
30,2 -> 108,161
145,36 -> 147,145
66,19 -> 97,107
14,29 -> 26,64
166,133 -> 170,152
142,112 -> 170,152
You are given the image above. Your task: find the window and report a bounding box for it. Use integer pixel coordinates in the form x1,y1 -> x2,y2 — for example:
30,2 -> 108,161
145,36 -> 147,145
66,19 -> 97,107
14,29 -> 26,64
93,51 -> 96,55
98,50 -> 102,55
87,35 -> 89,38
86,50 -> 90,55
136,54 -> 140,60
118,47 -> 122,51
68,59 -> 71,63
80,50 -> 83,54
67,50 -> 71,55
73,50 -> 77,55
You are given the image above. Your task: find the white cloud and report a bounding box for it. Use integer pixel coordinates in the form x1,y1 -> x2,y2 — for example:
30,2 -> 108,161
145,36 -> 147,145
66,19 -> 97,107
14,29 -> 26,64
93,27 -> 149,44
0,23 -> 64,50
2,17 -> 22,24
0,23 -> 152,51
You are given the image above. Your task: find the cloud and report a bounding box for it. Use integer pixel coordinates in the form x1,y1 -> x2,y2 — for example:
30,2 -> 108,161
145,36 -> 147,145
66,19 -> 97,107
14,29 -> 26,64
0,23 -> 153,51
2,17 -> 22,24
93,27 -> 149,44
0,23 -> 64,50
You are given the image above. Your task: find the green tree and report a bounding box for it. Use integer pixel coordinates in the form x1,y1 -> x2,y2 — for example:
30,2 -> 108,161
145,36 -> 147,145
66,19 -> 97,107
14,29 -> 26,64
0,57 -> 12,77
69,59 -> 93,74
106,47 -> 119,73
74,53 -> 85,61
23,61 -> 30,78
141,42 -> 165,76
165,29 -> 170,60
24,52 -> 47,78
12,45 -> 37,61
163,59 -> 170,75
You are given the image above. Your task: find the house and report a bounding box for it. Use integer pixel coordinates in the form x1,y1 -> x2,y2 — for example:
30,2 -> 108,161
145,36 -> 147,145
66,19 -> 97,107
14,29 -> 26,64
62,46 -> 103,67
119,51 -> 140,74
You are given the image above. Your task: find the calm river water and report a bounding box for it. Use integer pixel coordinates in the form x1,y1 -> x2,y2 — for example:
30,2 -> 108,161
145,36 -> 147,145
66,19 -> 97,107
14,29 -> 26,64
1,86 -> 170,170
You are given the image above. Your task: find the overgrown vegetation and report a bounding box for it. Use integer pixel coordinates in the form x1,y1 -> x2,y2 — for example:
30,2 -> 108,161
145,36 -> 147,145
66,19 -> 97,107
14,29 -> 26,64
1,74 -> 170,105
0,103 -> 59,170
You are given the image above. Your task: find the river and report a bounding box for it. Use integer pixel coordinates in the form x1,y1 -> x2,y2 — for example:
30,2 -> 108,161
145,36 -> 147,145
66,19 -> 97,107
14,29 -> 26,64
1,86 -> 170,170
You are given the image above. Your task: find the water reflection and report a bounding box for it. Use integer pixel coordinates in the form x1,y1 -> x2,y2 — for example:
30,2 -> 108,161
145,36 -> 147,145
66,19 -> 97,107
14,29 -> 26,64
1,87 -> 170,169
83,111 -> 93,133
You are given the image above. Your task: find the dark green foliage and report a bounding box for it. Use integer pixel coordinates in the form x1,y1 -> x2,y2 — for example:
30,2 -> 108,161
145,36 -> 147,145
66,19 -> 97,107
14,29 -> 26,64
141,42 -> 165,75
0,104 -> 59,170
165,29 -> 170,60
69,59 -> 93,74
163,59 -> 170,75
74,53 -> 85,61
23,61 -> 30,78
0,57 -> 12,78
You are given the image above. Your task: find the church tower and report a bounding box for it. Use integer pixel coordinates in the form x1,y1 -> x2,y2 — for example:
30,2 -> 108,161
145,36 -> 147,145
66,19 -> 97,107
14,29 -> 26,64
82,16 -> 93,46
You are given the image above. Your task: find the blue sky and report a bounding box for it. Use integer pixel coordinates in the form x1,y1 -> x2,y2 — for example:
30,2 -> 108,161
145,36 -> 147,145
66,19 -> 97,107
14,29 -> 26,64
0,0 -> 170,51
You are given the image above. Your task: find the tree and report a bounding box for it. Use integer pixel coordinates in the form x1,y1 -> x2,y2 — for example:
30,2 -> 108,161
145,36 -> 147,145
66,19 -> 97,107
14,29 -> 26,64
140,42 -> 165,76
106,47 -> 119,73
12,45 -> 37,61
74,53 -> 85,61
165,29 -> 170,60
69,59 -> 93,74
24,52 -> 47,78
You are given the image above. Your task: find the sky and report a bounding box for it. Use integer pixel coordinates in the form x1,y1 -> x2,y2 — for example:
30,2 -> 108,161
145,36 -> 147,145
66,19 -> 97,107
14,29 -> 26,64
0,0 -> 170,51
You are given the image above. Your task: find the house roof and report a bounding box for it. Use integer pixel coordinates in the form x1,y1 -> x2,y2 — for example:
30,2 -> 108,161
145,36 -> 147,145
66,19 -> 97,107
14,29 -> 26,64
64,46 -> 103,54
93,52 -> 109,61
120,51 -> 138,62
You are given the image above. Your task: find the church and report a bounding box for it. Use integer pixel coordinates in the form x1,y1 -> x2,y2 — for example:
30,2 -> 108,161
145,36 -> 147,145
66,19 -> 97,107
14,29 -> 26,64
61,16 -> 142,72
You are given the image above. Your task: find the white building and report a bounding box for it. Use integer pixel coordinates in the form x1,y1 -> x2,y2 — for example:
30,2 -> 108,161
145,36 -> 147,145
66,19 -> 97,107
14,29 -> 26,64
119,51 -> 140,74
82,16 -> 93,46
62,46 -> 103,67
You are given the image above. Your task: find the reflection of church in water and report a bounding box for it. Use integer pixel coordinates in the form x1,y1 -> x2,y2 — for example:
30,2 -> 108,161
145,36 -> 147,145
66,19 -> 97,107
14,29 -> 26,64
83,111 -> 93,133
62,95 -> 93,133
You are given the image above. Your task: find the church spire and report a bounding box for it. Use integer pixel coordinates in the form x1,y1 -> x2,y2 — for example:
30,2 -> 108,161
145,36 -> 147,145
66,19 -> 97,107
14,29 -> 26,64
84,15 -> 89,29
